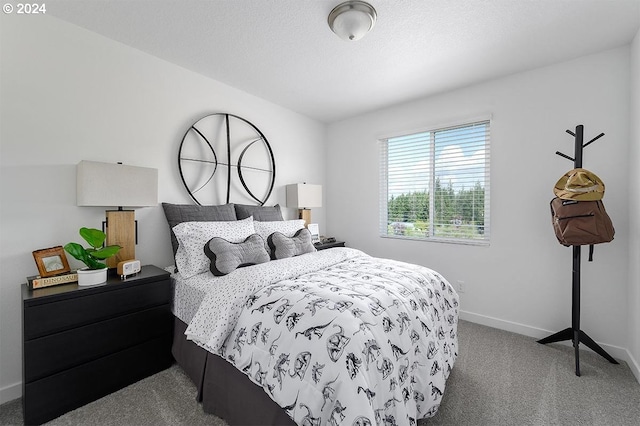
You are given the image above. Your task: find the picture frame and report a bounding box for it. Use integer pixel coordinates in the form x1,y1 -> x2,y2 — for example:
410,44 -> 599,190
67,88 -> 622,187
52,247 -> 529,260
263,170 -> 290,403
32,246 -> 71,278
307,223 -> 320,243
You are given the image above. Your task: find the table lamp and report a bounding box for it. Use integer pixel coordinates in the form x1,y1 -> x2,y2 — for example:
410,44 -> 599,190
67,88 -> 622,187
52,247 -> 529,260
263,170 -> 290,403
76,160 -> 158,268
286,183 -> 322,227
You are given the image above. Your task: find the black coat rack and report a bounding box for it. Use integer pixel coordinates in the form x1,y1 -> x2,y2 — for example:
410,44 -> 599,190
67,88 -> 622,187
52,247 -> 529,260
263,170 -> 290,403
537,124 -> 618,376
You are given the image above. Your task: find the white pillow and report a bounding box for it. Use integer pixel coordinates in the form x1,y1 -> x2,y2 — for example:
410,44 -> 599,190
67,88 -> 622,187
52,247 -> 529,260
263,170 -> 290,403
173,217 -> 255,278
254,219 -> 306,254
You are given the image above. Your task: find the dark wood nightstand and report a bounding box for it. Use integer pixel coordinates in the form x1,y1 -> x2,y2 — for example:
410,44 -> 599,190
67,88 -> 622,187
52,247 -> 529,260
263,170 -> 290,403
21,265 -> 173,425
314,240 -> 346,250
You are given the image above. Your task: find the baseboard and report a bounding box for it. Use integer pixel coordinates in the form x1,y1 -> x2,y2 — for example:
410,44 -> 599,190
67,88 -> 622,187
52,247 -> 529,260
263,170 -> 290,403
0,381 -> 21,405
460,310 -> 553,340
459,309 -> 639,384
625,348 -> 640,383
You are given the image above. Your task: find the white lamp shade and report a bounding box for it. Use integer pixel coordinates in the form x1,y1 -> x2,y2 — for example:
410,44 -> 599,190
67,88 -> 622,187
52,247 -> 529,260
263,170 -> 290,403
77,160 -> 158,207
286,184 -> 322,209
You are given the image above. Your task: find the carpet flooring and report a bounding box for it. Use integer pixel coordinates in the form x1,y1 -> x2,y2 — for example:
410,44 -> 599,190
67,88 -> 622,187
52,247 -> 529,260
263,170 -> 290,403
1,320 -> 639,425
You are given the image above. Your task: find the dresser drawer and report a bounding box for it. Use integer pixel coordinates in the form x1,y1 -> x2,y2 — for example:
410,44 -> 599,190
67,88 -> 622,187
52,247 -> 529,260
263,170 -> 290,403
23,334 -> 173,425
24,305 -> 172,382
23,278 -> 170,339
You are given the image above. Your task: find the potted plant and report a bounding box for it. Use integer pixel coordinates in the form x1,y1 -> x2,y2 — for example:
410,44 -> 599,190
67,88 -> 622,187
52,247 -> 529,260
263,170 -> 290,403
64,227 -> 121,286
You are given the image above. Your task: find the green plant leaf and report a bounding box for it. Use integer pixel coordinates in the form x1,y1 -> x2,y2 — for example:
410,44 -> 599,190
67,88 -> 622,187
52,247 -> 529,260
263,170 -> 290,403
90,245 -> 121,259
79,227 -> 106,249
66,229 -> 120,270
85,259 -> 107,269
64,242 -> 90,264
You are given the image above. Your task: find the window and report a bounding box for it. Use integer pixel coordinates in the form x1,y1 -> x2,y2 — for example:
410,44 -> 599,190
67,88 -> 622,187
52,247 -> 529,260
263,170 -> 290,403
379,120 -> 490,244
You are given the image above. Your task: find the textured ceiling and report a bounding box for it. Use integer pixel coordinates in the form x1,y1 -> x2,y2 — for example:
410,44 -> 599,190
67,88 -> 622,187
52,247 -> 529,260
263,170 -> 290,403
46,0 -> 640,123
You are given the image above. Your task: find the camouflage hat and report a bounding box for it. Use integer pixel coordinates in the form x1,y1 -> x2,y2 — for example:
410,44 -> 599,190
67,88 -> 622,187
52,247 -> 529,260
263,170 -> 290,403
553,168 -> 605,201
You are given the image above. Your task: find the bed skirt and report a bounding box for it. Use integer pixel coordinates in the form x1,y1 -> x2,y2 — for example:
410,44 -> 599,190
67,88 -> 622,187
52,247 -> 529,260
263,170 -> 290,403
172,317 -> 296,426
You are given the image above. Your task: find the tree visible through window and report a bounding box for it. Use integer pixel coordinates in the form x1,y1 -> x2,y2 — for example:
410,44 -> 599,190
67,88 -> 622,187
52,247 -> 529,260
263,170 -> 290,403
380,120 -> 490,243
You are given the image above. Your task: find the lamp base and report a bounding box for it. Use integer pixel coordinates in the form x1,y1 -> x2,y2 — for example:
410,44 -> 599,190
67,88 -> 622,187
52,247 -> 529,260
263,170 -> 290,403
105,210 -> 135,268
298,209 -> 312,227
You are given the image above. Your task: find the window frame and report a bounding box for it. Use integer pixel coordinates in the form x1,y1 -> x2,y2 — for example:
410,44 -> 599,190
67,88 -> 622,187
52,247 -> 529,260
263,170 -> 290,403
379,119 -> 491,246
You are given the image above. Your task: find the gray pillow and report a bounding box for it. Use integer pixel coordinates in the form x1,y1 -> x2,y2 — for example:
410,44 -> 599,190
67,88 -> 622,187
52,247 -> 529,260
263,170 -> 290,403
162,203 -> 237,256
234,204 -> 283,221
204,234 -> 270,276
267,228 -> 316,260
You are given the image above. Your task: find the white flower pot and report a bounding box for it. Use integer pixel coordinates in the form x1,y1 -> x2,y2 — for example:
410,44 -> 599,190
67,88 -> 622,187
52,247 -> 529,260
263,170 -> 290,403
77,268 -> 108,286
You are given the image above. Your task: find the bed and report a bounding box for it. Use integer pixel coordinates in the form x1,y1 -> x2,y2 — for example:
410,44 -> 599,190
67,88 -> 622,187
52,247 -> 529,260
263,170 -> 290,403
163,202 -> 459,426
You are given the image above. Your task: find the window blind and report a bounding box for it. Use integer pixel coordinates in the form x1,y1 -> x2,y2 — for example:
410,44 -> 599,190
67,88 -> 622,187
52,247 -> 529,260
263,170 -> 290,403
380,120 -> 490,244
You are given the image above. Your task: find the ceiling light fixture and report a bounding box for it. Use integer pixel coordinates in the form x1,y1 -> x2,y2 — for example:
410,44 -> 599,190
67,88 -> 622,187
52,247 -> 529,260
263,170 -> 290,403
328,1 -> 377,41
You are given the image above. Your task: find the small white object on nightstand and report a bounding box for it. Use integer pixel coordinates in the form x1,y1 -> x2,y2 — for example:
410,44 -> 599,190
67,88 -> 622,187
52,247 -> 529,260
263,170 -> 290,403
117,259 -> 141,278
307,223 -> 320,243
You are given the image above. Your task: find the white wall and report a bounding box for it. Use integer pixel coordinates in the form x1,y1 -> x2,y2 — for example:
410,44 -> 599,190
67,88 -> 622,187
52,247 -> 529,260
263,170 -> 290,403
0,14 -> 326,403
628,29 -> 640,380
326,47 -> 634,371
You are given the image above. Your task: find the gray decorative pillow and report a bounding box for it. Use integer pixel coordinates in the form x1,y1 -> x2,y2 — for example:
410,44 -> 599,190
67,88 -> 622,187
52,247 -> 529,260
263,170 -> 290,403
174,217 -> 255,278
234,204 -> 283,221
204,234 -> 270,276
267,228 -> 316,260
254,219 -> 306,255
162,203 -> 237,256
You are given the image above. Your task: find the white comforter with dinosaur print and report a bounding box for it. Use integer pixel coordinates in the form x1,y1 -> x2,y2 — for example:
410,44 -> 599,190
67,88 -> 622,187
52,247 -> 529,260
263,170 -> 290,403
186,248 -> 458,426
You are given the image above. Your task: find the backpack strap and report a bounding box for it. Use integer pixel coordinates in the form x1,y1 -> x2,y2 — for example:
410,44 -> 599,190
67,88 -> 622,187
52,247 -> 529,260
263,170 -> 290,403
588,244 -> 594,262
